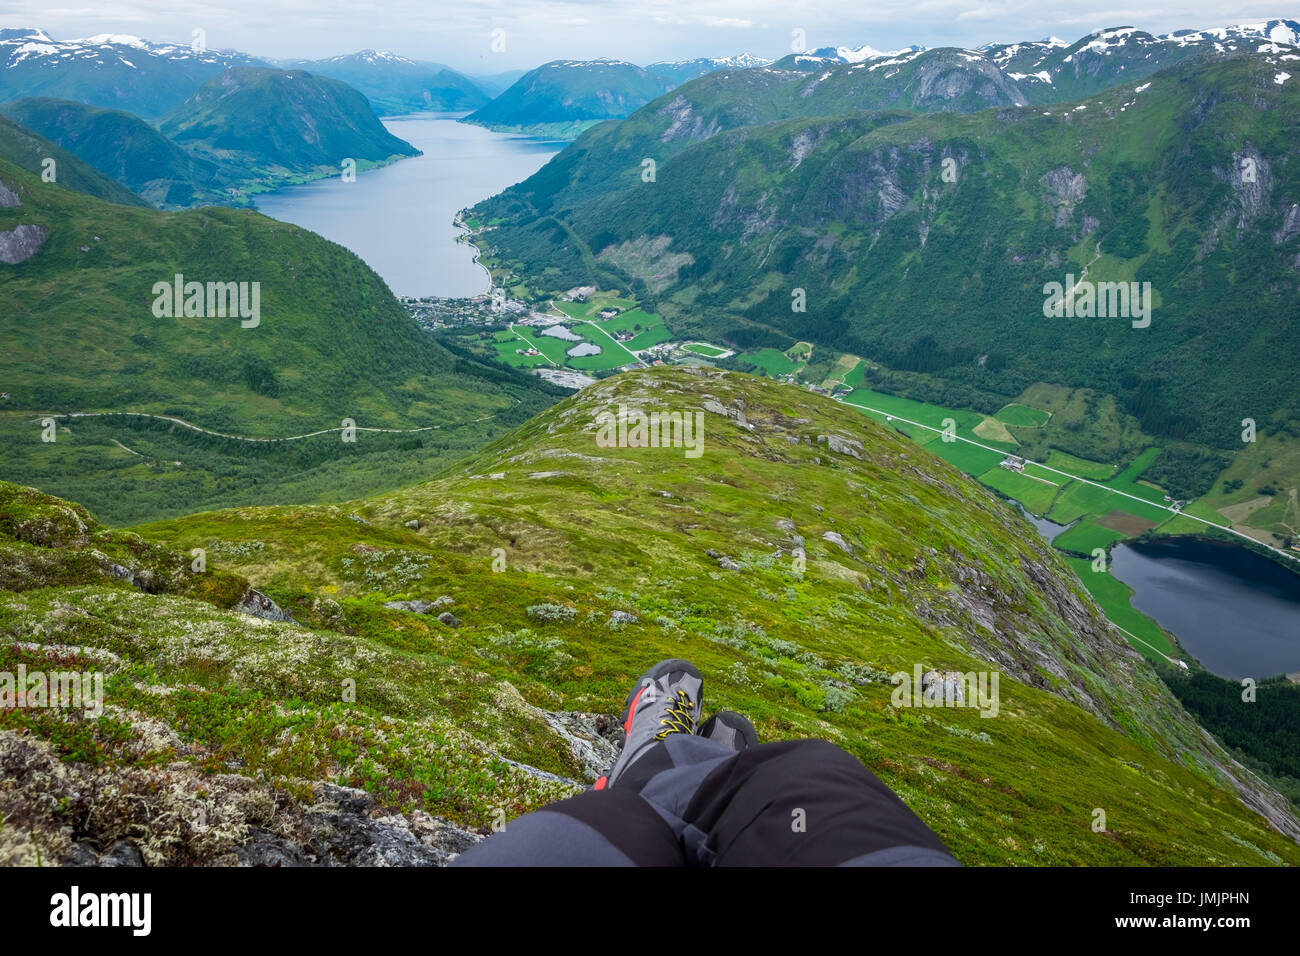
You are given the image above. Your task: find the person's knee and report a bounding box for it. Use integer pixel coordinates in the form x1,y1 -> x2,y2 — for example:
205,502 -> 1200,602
452,787 -> 687,867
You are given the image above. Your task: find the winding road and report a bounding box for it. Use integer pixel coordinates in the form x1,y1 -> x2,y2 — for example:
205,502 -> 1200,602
37,409 -> 501,443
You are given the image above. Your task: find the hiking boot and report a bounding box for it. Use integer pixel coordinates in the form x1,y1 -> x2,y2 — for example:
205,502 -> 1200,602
697,710 -> 758,751
595,659 -> 702,790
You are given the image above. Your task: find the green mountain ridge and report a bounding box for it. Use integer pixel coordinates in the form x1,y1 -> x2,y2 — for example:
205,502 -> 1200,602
0,113 -> 146,207
0,97 -> 226,207
464,59 -> 675,137
3,366 -> 1298,865
2,68 -> 426,208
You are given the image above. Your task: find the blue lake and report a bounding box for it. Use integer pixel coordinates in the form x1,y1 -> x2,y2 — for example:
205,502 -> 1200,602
254,113 -> 561,297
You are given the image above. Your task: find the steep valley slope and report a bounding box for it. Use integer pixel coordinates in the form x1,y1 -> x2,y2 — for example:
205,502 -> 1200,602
0,154 -> 561,525
473,54 -> 1300,457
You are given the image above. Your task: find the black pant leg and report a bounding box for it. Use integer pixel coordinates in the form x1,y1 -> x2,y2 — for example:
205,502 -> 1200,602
682,739 -> 959,866
451,786 -> 688,867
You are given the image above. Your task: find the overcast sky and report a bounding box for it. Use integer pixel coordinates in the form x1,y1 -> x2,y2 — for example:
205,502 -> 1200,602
5,1 -> 1296,73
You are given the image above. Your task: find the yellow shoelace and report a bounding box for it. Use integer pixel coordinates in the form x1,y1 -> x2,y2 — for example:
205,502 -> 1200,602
655,688 -> 696,739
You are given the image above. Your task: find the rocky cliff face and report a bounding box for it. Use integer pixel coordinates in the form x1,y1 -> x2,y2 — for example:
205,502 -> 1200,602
0,222 -> 44,263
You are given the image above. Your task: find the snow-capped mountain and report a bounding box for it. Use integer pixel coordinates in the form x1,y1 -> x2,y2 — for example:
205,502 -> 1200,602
0,27 -> 265,117
984,20 -> 1300,100
1166,19 -> 1300,50
981,37 -> 1068,70
804,43 -> 925,64
788,20 -> 1300,100
646,53 -> 772,84
315,49 -> 418,67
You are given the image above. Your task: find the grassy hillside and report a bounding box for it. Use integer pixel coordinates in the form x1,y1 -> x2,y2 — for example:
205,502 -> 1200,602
1,97 -> 226,207
5,367 -> 1295,865
0,154 -> 562,523
0,114 -> 146,207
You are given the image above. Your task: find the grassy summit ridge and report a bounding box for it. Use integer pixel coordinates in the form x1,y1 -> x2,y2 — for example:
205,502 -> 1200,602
3,367 -> 1293,865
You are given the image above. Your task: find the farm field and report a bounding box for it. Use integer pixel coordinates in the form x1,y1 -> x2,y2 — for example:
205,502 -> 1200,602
1066,558 -> 1178,660
1046,449 -> 1117,480
840,378 -> 1013,473
683,342 -> 729,357
1053,520 -> 1127,555
1108,448 -> 1168,500
571,322 -> 641,370
1154,501 -> 1235,536
978,464 -> 1066,516
743,348 -> 800,376
507,325 -> 570,365
833,368 -> 1220,546
1047,478 -> 1170,525
586,308 -> 672,351
996,403 -> 1052,427
493,330 -> 552,368
552,292 -> 638,321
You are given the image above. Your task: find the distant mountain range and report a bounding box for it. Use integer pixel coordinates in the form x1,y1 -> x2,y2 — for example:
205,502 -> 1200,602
462,55 -> 777,137
645,53 -> 772,86
0,28 -> 265,118
0,29 -> 491,120
783,20 -> 1300,104
275,50 -> 489,114
464,69 -> 526,98
7,20 -> 1300,201
982,19 -> 1300,102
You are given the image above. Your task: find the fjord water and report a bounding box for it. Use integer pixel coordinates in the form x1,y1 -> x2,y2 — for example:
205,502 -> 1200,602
1109,538 -> 1300,678
254,114 -> 561,297
1016,505 -> 1300,677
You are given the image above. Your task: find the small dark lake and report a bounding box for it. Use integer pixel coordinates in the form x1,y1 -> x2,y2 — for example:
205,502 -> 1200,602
1109,537 -> 1300,679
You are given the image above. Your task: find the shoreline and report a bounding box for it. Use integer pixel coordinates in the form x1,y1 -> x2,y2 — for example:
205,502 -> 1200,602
246,151 -> 419,207
452,209 -> 494,297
